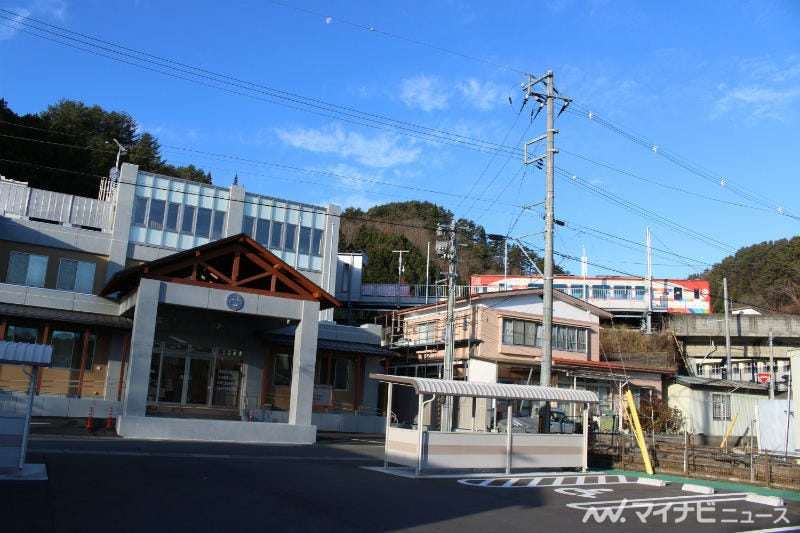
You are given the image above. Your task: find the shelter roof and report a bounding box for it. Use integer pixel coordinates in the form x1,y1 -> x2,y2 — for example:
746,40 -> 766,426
100,233 -> 339,309
0,341 -> 52,366
370,373 -> 599,402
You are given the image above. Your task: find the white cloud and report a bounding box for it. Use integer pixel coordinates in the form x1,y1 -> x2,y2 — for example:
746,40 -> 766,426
0,1 -> 66,41
713,56 -> 800,121
714,86 -> 800,121
275,124 -> 420,168
399,75 -> 449,112
458,78 -> 503,111
0,8 -> 31,41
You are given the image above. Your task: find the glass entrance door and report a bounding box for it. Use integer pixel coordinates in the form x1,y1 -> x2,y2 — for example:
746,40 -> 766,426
186,358 -> 211,405
149,342 -> 243,407
160,356 -> 187,403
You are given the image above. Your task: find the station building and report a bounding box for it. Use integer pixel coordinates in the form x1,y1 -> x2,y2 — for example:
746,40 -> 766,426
0,164 -> 390,443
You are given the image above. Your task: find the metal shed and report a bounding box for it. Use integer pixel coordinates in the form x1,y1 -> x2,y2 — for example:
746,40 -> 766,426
370,373 -> 599,475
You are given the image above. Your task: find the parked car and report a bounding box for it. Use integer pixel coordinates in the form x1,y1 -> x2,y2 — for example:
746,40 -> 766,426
496,408 -> 578,434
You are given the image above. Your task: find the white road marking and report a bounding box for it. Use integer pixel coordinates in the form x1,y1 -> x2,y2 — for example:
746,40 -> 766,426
458,474 -> 632,488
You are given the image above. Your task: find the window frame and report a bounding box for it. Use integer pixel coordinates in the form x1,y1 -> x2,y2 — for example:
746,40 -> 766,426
7,251 -> 48,288
56,258 -> 96,293
50,330 -> 96,371
712,393 -> 731,421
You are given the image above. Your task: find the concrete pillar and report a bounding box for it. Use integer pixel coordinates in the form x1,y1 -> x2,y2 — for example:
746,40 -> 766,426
103,331 -> 127,402
226,184 -> 245,237
319,205 -> 340,322
288,301 -> 320,426
107,163 -> 137,281
362,357 -> 382,414
122,278 -> 160,417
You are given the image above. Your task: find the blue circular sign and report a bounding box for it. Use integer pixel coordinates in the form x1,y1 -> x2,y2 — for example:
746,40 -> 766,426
226,293 -> 244,311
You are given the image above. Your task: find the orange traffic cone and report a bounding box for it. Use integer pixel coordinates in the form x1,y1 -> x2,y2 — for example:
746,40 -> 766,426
86,406 -> 94,429
105,406 -> 113,429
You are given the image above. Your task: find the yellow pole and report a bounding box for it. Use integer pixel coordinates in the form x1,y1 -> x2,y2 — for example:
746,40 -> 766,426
625,389 -> 654,475
719,413 -> 739,449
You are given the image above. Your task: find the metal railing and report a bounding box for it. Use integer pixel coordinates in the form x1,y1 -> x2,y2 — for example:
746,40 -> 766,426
0,179 -> 113,231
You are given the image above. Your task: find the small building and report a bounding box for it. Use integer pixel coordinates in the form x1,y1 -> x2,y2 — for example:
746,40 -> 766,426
667,376 -> 770,446
0,165 -> 391,443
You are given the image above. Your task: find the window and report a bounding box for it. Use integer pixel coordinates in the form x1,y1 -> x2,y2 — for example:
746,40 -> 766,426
571,285 -> 584,299
270,221 -> 284,249
181,205 -> 196,233
635,286 -> 646,300
554,284 -> 568,294
165,203 -> 180,231
242,216 -> 255,238
51,330 -> 95,370
298,226 -> 312,254
56,259 -> 95,293
613,285 -> 631,299
211,211 -> 226,239
255,219 -> 270,246
591,285 -> 610,299
195,207 -> 212,238
5,325 -> 37,343
7,252 -> 48,288
284,223 -> 297,251
502,318 -> 586,353
712,393 -> 731,421
148,199 -> 166,230
311,229 -> 324,256
273,354 -> 292,386
318,357 -> 351,390
418,322 -> 437,343
132,197 -> 148,226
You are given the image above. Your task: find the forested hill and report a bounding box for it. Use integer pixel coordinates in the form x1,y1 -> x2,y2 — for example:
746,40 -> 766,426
0,98 -> 212,198
700,236 -> 800,314
338,201 -> 553,285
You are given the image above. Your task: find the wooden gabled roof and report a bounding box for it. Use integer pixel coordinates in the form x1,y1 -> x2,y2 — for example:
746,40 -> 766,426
100,234 -> 339,310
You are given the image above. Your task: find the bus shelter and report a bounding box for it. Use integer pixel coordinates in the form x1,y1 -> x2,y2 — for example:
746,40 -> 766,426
0,340 -> 53,478
370,373 -> 599,475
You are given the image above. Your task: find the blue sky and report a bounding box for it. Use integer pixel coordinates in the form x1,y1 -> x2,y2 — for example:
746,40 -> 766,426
1,0 -> 798,281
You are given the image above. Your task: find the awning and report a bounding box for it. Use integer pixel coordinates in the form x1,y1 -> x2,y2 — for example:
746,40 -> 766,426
0,341 -> 53,366
265,334 -> 396,357
370,373 -> 599,403
0,302 -> 132,329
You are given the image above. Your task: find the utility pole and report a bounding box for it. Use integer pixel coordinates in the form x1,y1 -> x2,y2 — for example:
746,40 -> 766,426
769,330 -> 775,399
438,220 -> 457,431
392,250 -> 409,310
646,227 -> 652,335
723,277 -> 732,379
425,241 -> 431,305
522,71 -> 571,426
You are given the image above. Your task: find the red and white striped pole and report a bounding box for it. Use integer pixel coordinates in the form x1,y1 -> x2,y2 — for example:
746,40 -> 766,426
86,405 -> 94,429
248,409 -> 253,423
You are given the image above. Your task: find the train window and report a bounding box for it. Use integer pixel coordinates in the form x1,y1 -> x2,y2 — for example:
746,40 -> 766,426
635,286 -> 646,300
554,284 -> 568,294
527,283 -> 543,289
694,288 -> 700,299
613,285 -> 631,299
571,285 -> 584,299
673,287 -> 683,301
591,285 -> 610,299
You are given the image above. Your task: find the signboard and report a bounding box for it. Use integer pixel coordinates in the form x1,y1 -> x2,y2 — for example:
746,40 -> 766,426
757,372 -> 771,385
312,384 -> 333,408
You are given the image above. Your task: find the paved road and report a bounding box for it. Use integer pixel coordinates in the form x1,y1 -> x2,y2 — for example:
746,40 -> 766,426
1,433 -> 798,532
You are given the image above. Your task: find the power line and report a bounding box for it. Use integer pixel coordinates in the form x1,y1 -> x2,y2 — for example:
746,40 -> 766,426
0,11 -> 523,159
0,132 -> 532,215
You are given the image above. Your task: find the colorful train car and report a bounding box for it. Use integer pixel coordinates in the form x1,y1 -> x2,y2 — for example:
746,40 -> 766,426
470,275 -> 711,315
